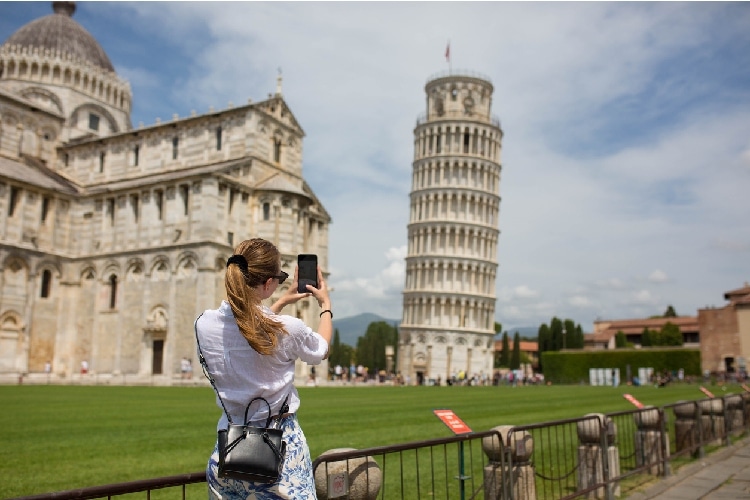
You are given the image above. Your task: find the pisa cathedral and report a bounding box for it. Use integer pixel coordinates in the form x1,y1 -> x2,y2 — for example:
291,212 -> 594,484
0,3 -> 330,383
399,72 -> 503,385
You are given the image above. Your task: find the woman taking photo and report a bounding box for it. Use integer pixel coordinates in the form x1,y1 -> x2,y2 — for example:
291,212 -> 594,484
195,238 -> 332,499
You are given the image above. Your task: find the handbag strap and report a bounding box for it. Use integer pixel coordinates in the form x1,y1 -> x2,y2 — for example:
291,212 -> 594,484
195,312 -> 291,427
195,312 -> 234,424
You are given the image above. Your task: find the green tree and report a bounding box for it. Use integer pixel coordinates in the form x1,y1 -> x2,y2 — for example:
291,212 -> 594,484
494,322 -> 503,334
641,328 -> 653,347
615,331 -> 627,348
499,332 -> 510,367
660,322 -> 683,346
329,329 -> 343,367
537,323 -> 551,372
664,305 -> 677,317
510,332 -> 521,370
573,324 -> 585,349
550,317 -> 564,351
562,318 -> 581,349
329,329 -> 356,369
355,321 -> 399,374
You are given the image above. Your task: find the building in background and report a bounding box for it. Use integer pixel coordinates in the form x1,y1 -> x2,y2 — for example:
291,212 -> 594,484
398,71 -> 503,385
588,316 -> 700,350
0,2 -> 330,383
698,283 -> 750,375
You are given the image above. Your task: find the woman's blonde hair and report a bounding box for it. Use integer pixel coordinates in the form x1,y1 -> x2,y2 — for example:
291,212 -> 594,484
225,238 -> 286,354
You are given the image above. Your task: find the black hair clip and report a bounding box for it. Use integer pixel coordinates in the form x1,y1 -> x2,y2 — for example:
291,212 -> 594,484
226,254 -> 249,273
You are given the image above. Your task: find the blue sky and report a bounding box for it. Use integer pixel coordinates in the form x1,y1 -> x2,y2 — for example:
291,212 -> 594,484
2,2 -> 749,332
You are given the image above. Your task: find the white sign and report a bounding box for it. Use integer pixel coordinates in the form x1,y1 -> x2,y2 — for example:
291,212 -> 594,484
328,471 -> 349,498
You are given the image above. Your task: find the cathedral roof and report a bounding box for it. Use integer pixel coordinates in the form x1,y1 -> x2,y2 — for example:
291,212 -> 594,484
0,155 -> 79,195
2,2 -> 115,72
256,173 -> 311,199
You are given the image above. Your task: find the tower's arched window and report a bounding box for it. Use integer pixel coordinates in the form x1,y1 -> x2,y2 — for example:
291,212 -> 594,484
216,126 -> 223,151
109,274 -> 118,309
133,145 -> 139,166
263,202 -> 271,221
40,270 -> 52,298
172,137 -> 179,159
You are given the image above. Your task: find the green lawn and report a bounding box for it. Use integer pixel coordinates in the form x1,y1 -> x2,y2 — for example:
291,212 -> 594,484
0,382 -> 736,498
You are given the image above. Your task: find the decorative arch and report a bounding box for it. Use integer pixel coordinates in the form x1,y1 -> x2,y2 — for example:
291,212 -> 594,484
2,255 -> 29,298
0,310 -> 24,373
146,305 -> 169,331
125,258 -> 145,282
35,261 -> 61,299
68,102 -> 119,134
73,262 -> 94,280
19,87 -> 64,115
176,252 -> 198,278
149,256 -> 171,281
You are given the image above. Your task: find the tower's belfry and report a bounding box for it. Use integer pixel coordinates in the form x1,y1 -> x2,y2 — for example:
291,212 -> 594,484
398,72 -> 503,385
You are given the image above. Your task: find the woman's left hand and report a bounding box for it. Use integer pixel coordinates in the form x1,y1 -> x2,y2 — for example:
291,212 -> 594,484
270,266 -> 311,313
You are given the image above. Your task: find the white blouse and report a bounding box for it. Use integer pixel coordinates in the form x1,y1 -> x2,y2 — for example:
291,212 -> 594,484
195,300 -> 328,430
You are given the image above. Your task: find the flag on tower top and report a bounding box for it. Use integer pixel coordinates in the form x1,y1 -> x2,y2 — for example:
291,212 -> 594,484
445,42 -> 450,63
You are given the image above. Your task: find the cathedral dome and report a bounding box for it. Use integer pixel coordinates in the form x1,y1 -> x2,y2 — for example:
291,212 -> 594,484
2,2 -> 115,72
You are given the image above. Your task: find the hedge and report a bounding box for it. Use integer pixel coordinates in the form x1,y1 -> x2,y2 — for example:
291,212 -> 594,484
541,348 -> 701,384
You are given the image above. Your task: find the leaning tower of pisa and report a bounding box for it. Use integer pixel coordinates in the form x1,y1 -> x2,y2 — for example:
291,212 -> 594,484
398,71 -> 503,385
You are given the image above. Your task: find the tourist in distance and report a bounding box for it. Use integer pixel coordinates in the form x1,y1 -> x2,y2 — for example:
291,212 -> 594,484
195,238 -> 332,499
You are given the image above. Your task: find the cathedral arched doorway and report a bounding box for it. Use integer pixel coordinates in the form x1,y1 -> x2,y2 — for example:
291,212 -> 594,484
142,306 -> 168,376
152,339 -> 164,374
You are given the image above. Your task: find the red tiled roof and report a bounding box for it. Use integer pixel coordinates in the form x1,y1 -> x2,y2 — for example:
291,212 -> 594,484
493,340 -> 538,352
591,316 -> 698,341
724,284 -> 750,300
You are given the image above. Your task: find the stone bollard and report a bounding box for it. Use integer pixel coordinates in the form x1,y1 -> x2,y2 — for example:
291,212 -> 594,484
482,425 -> 536,500
634,406 -> 668,475
698,398 -> 724,446
314,448 -> 382,500
673,401 -> 700,456
577,413 -> 620,499
724,394 -> 744,436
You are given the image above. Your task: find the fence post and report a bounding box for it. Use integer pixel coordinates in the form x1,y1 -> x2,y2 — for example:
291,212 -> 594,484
577,413 -> 619,499
634,406 -> 668,476
482,426 -> 535,500
673,400 -> 700,458
313,448 -> 382,500
658,407 -> 671,478
724,394 -> 744,442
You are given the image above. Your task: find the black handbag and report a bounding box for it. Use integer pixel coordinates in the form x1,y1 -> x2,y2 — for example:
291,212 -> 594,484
195,314 -> 289,483
217,396 -> 287,482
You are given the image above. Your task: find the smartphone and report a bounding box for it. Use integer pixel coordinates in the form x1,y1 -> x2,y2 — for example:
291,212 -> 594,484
297,254 -> 318,293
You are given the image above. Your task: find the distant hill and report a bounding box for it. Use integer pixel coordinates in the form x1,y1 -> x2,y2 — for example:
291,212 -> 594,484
332,313 -> 400,347
332,315 -> 537,346
495,326 -> 539,340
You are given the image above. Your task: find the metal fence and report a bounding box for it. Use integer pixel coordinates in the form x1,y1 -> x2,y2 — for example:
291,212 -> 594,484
10,393 -> 749,500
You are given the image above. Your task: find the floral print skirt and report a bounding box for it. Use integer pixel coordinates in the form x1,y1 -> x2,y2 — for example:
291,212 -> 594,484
207,414 -> 316,499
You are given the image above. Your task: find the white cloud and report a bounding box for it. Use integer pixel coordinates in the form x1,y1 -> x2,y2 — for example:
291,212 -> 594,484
514,285 -> 541,299
569,296 -> 593,308
648,270 -> 669,283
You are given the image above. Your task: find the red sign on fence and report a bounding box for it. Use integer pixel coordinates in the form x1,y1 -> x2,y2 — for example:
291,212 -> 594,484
434,409 -> 472,435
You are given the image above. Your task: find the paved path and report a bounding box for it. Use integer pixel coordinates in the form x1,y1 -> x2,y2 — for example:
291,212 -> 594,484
627,436 -> 750,499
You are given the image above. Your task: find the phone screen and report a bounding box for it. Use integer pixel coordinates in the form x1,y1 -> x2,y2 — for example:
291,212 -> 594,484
297,254 -> 318,293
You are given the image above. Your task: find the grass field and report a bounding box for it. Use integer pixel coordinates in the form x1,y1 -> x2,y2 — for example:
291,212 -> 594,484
0,382 -> 738,498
